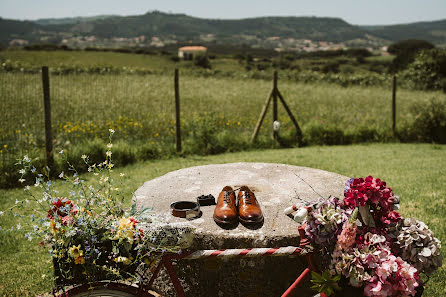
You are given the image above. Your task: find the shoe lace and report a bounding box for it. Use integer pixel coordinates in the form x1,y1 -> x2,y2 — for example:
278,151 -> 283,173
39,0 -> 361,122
242,192 -> 252,205
223,192 -> 232,204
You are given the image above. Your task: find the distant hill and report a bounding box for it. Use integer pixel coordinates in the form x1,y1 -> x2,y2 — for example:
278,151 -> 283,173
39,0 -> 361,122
362,19 -> 446,45
35,15 -> 118,26
1,11 -> 445,50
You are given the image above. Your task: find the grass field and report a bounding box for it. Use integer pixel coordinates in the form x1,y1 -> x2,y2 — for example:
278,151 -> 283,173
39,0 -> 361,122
1,71 -> 444,147
0,143 -> 445,296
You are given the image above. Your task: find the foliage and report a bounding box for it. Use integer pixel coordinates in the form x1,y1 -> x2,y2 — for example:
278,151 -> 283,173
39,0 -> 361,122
0,131 -> 181,291
193,54 -> 211,69
388,39 -> 435,72
310,270 -> 341,296
399,97 -> 446,143
401,49 -> 446,90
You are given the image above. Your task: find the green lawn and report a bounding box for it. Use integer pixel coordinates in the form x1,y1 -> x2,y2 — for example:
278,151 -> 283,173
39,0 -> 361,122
1,143 -> 445,296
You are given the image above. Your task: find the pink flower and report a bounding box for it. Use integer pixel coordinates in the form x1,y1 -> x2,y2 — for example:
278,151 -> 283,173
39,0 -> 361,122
337,221 -> 357,250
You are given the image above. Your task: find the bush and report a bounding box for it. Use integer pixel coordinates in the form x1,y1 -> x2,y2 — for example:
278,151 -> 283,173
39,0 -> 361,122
194,54 -> 211,69
402,49 -> 446,90
388,39 -> 435,72
401,98 -> 446,143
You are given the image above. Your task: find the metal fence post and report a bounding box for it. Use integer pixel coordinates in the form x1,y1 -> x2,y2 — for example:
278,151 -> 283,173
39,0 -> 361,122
174,68 -> 181,152
42,66 -> 54,170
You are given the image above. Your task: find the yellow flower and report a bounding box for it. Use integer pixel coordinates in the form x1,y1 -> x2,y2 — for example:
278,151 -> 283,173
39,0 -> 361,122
114,256 -> 131,265
74,256 -> 85,264
50,220 -> 58,236
114,217 -> 135,242
69,245 -> 84,259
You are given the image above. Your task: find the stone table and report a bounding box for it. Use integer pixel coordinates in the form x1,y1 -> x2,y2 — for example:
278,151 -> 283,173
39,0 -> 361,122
134,163 -> 348,297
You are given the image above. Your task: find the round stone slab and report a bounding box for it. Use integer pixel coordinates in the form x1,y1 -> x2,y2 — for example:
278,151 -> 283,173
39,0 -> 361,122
134,162 -> 348,249
134,163 -> 348,297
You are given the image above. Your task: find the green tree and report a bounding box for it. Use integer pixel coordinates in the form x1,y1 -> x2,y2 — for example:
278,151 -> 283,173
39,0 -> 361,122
388,39 -> 435,72
402,49 -> 446,90
194,54 -> 211,69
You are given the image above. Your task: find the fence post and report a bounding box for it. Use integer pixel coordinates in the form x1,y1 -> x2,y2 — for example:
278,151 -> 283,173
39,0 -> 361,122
174,68 -> 181,152
42,66 -> 54,170
392,75 -> 397,139
273,71 -> 278,140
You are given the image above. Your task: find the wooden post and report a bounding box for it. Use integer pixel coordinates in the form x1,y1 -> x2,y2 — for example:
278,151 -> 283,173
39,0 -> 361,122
174,68 -> 181,152
273,71 -> 278,140
42,66 -> 54,170
392,75 -> 397,139
251,90 -> 274,142
277,89 -> 303,142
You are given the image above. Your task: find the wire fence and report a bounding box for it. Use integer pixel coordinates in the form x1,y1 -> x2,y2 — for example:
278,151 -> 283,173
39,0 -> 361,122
2,67 -> 438,187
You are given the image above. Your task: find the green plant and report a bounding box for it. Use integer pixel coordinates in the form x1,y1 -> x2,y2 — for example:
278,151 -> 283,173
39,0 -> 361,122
405,98 -> 446,143
0,131 -> 181,291
310,270 -> 341,296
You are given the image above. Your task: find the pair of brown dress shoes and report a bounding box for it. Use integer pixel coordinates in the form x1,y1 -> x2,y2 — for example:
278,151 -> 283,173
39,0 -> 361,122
213,185 -> 263,226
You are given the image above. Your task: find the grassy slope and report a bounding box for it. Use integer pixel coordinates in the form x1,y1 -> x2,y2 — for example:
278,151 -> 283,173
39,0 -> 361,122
1,143 -> 445,296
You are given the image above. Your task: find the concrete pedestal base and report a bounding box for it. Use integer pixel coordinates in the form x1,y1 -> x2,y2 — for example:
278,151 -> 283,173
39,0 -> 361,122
134,163 -> 348,297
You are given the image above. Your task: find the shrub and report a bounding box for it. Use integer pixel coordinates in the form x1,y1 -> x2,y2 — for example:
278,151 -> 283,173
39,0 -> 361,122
194,54 -> 211,69
399,98 -> 446,143
388,39 -> 435,72
402,49 -> 446,90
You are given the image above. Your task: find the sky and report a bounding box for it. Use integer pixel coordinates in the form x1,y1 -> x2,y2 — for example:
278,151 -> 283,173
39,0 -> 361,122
0,0 -> 445,25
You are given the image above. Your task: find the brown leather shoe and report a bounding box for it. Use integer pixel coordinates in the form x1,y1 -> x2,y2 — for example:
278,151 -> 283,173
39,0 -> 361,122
238,186 -> 263,225
213,186 -> 238,225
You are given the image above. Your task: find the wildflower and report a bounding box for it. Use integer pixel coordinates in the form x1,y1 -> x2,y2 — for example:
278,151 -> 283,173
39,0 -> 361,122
16,224 -> 22,230
74,256 -> 85,264
69,245 -> 84,259
18,178 -> 25,183
114,256 -> 131,265
25,232 -> 33,241
81,154 -> 87,160
23,155 -> 31,162
15,199 -> 20,204
25,186 -> 30,191
58,172 -> 64,178
0,211 -> 3,216
19,169 -> 26,174
106,151 -> 112,157
59,150 -> 64,154
109,129 -> 115,134
107,143 -> 113,148
120,173 -> 125,177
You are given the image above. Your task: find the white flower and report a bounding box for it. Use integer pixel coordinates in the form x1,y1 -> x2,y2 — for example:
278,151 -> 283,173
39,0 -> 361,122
81,154 -> 87,160
25,199 -> 29,203
109,128 -> 115,134
25,186 -> 30,191
18,178 -> 25,183
19,169 -> 26,174
23,155 -> 31,162
120,173 -> 125,177
107,143 -> 113,148
106,151 -> 112,157
15,199 -> 20,204
59,150 -> 64,154
58,172 -> 64,178
34,181 -> 40,187
0,211 -> 4,216
16,224 -> 22,230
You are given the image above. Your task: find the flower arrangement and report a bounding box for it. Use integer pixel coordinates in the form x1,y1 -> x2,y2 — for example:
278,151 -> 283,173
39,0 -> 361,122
0,130 -> 182,290
306,176 -> 442,297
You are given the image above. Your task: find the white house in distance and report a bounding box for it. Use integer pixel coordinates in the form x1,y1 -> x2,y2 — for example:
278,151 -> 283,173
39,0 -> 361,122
178,46 -> 207,60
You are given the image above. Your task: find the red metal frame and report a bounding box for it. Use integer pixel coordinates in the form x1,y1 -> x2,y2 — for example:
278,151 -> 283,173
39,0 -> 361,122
146,225 -> 327,297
